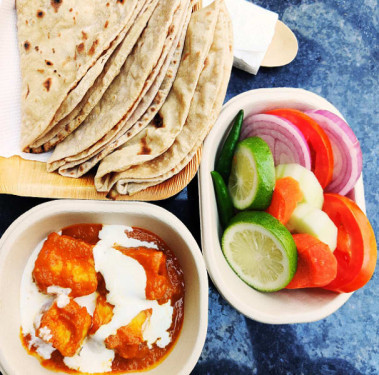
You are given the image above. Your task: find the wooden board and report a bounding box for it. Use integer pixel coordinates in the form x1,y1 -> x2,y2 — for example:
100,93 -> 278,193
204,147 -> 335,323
0,148 -> 202,201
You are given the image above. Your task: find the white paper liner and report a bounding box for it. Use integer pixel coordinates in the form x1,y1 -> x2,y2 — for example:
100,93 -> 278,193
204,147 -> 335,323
0,0 -> 52,162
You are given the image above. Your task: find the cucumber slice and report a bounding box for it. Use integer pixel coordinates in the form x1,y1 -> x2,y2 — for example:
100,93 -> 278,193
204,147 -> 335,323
276,163 -> 324,209
286,203 -> 338,252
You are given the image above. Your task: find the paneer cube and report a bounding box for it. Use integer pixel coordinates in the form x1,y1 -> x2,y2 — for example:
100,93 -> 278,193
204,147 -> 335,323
116,247 -> 172,301
105,309 -> 152,359
89,294 -> 114,335
37,300 -> 92,357
33,233 -> 97,297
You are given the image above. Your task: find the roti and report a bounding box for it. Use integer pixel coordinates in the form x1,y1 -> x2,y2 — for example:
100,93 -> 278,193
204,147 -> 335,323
18,0 -> 141,151
95,0 -> 221,191
101,2 -> 234,196
48,0 -> 187,167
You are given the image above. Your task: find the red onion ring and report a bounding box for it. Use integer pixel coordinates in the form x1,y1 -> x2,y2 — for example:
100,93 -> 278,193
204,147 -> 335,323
241,114 -> 312,169
306,110 -> 362,196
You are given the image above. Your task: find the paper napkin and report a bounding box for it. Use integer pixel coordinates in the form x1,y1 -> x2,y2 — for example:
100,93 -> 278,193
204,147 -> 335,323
203,0 -> 278,74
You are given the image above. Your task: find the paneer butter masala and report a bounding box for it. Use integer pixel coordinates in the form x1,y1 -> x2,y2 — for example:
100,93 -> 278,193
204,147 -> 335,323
20,224 -> 185,374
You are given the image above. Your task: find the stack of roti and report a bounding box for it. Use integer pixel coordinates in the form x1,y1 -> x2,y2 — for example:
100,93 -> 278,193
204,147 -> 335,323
18,0 -> 233,197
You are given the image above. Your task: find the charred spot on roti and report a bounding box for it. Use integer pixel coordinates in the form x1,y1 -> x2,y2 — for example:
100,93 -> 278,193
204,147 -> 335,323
76,42 -> 85,54
152,114 -> 164,129
69,8 -> 73,12
43,78 -> 52,92
37,69 -> 45,74
25,85 -> 30,99
35,46 -> 39,52
51,0 -> 63,13
117,0 -> 125,4
182,52 -> 190,61
104,20 -> 109,29
81,31 -> 88,40
37,10 -> 44,18
45,60 -> 53,66
88,39 -> 99,56
52,48 -> 55,53
203,57 -> 209,70
168,25 -> 175,35
24,41 -> 31,51
138,136 -> 152,155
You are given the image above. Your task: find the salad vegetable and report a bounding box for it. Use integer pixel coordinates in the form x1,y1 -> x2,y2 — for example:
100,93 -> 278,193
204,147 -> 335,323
286,202 -> 338,252
286,234 -> 337,289
275,163 -> 324,209
228,137 -> 275,210
322,193 -> 377,293
211,171 -> 234,228
266,109 -> 334,189
306,110 -> 363,196
266,177 -> 303,225
222,211 -> 297,292
240,114 -> 312,169
215,110 -> 244,181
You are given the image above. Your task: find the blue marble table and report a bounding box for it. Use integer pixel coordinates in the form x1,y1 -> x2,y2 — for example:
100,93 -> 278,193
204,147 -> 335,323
0,0 -> 377,374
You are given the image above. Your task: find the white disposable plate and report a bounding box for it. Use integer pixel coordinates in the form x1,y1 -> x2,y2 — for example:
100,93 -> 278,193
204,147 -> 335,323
0,200 -> 208,375
199,88 -> 365,324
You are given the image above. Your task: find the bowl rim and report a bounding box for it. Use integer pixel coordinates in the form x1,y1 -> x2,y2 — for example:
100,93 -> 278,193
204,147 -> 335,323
0,200 -> 209,375
199,87 -> 364,324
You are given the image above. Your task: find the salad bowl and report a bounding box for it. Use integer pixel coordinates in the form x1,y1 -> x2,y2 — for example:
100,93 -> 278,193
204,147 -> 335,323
199,88 -> 365,324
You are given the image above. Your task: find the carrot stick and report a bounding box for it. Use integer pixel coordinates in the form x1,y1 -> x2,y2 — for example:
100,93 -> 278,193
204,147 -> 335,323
266,177 -> 303,225
286,234 -> 337,289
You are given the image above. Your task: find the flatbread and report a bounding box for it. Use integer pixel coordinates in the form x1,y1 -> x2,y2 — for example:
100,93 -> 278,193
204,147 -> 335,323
103,1 -> 234,196
48,0 -> 186,167
54,8 -> 191,178
29,0 -> 155,152
95,0 -> 221,191
18,0 -> 141,151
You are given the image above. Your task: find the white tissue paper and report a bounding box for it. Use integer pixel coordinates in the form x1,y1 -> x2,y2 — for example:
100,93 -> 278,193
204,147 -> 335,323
0,0 -> 52,162
203,0 -> 278,74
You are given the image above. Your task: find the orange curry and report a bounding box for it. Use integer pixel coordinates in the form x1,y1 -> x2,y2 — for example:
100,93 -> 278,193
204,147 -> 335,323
21,224 -> 185,373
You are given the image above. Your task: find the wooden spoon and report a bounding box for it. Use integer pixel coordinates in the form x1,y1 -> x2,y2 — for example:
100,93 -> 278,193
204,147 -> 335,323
261,20 -> 298,67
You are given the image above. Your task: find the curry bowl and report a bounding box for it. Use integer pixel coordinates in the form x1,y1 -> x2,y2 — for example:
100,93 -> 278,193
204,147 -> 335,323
0,200 -> 208,375
199,88 -> 366,324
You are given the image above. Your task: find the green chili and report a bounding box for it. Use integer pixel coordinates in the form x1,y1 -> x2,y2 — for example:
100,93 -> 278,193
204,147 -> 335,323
215,109 -> 244,182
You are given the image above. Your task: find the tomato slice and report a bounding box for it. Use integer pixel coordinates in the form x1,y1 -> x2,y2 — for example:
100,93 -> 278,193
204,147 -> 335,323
266,109 -> 334,188
322,193 -> 377,293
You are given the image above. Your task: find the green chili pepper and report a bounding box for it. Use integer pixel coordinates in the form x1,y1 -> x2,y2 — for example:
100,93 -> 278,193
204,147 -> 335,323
215,109 -> 244,182
211,170 -> 234,228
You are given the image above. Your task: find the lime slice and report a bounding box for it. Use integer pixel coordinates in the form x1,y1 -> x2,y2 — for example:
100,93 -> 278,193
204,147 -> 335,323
228,137 -> 275,210
222,211 -> 297,292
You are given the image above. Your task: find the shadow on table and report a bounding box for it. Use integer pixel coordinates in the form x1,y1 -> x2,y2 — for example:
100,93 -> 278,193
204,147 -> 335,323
192,319 -> 363,375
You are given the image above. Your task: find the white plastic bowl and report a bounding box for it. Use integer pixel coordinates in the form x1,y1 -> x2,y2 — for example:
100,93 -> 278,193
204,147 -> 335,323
0,200 -> 208,375
199,88 -> 366,324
